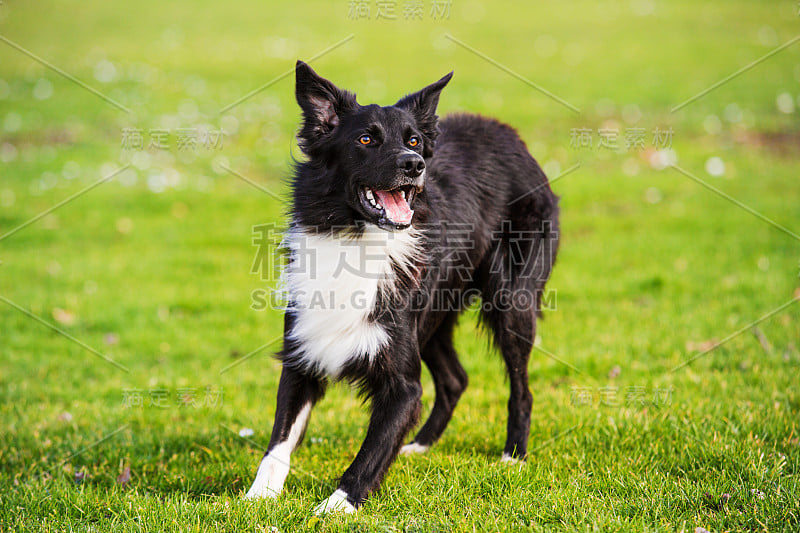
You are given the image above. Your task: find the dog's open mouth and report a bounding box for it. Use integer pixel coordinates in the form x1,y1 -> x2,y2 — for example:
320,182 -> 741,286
359,185 -> 417,228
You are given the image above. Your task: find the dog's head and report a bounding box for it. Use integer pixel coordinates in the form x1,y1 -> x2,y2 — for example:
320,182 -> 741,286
293,61 -> 452,231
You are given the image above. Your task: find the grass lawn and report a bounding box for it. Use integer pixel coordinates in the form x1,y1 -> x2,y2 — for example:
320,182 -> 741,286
1,0 -> 799,531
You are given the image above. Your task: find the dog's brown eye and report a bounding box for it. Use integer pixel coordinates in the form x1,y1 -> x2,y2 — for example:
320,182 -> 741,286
359,135 -> 372,145
408,137 -> 419,148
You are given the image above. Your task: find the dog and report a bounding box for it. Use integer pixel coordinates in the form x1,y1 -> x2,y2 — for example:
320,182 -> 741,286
245,61 -> 559,513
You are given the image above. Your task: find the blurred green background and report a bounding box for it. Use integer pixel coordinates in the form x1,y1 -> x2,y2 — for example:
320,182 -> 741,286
1,0 -> 799,531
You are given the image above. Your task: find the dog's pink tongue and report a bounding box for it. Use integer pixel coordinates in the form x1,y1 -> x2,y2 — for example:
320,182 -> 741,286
374,190 -> 413,225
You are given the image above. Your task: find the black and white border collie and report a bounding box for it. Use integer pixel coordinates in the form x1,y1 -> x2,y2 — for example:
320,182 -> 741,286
245,61 -> 560,513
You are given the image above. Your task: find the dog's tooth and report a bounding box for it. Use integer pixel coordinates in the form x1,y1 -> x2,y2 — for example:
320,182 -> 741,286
401,190 -> 407,201
365,188 -> 375,201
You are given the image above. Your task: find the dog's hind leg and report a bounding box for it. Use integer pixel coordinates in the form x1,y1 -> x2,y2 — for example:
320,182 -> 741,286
481,215 -> 558,461
490,309 -> 535,462
401,315 -> 468,454
245,366 -> 326,500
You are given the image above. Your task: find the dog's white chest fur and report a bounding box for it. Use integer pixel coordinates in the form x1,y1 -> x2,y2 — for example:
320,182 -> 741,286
284,224 -> 420,377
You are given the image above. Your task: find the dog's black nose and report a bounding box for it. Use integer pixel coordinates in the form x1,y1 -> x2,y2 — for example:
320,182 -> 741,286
397,152 -> 425,178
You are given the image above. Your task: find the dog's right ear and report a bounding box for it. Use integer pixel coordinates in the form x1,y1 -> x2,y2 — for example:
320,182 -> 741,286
295,61 -> 357,151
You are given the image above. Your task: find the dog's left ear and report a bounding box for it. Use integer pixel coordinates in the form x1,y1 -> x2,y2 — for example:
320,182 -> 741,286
395,72 -> 453,156
295,60 -> 358,152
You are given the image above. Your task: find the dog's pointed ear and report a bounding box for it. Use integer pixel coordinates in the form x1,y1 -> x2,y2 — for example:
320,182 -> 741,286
295,60 -> 357,151
395,72 -> 453,156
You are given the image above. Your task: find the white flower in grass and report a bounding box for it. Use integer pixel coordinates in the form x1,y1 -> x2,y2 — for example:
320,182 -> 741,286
776,92 -> 795,114
94,60 -> 117,83
705,157 -> 725,177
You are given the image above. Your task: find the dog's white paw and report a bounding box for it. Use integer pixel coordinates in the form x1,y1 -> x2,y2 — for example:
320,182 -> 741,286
500,452 -> 523,465
399,442 -> 430,455
244,484 -> 279,500
244,452 -> 290,500
314,489 -> 355,515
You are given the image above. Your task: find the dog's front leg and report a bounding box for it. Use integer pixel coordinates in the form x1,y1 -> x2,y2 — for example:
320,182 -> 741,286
245,365 -> 326,500
315,368 -> 422,513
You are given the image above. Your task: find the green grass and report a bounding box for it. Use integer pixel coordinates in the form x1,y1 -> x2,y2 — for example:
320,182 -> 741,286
1,0 -> 799,531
